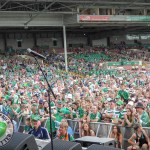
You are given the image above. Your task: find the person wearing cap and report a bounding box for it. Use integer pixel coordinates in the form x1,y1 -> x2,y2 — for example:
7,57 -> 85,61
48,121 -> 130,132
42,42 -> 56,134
28,115 -> 50,140
60,107 -> 71,119
56,100 -> 63,113
54,101 -> 64,123
135,102 -> 149,127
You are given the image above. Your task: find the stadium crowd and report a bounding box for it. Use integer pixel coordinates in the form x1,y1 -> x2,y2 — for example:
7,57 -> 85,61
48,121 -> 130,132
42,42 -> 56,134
0,47 -> 150,149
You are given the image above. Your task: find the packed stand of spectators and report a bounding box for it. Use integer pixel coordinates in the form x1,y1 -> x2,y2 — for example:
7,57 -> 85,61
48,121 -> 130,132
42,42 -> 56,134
0,48 -> 150,149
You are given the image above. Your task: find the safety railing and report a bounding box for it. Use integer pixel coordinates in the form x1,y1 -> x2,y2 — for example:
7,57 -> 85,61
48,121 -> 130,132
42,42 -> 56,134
18,117 -> 150,137
67,120 -> 114,138
17,117 -> 150,149
66,119 -> 150,149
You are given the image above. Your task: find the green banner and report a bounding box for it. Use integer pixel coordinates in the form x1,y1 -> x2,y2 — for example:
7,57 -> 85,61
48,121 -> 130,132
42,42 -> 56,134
107,61 -> 142,66
126,16 -> 150,21
107,62 -> 122,66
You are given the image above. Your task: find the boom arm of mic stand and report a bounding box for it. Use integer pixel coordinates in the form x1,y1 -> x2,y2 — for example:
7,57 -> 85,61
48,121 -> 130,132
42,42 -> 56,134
31,55 -> 55,150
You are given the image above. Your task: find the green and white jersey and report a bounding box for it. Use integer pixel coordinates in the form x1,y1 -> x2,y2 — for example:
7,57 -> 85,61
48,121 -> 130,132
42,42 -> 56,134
119,109 -> 127,119
106,108 -> 120,118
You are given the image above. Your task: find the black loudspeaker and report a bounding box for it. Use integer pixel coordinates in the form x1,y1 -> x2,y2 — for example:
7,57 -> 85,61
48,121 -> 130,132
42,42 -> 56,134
75,136 -> 115,148
1,132 -> 38,150
87,144 -> 121,150
43,139 -> 82,150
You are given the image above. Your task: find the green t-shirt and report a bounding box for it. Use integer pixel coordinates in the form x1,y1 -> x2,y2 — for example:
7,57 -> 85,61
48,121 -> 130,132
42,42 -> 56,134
46,118 -> 56,133
72,111 -> 77,119
90,112 -> 101,122
78,107 -> 85,119
54,113 -> 64,122
140,111 -> 149,127
24,125 -> 32,133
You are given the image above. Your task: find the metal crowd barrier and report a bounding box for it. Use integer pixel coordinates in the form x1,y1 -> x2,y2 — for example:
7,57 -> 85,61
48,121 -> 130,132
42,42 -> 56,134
67,119 -> 79,138
17,117 -> 150,149
66,119 -> 150,149
67,119 -> 150,138
66,120 -> 114,138
18,117 -> 150,137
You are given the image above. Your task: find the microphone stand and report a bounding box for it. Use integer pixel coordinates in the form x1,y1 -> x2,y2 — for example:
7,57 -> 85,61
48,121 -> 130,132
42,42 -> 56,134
31,55 -> 56,150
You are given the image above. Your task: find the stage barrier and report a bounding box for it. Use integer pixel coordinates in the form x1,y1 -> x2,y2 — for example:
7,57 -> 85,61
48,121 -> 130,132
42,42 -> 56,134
66,119 -> 150,149
17,117 -> 150,149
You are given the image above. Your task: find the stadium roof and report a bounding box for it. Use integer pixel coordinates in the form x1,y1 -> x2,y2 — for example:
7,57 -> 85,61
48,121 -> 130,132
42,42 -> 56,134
0,0 -> 149,12
0,0 -> 150,36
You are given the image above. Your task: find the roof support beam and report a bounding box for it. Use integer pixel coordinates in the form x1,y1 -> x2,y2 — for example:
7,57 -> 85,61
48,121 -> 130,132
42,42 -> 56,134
0,0 -> 10,10
24,1 -> 56,25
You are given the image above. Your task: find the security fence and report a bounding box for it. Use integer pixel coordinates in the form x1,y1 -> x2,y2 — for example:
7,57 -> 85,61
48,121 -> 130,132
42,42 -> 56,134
66,119 -> 150,149
17,117 -> 150,149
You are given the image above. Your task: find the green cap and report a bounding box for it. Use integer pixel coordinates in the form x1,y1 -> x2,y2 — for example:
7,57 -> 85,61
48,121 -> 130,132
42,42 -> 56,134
116,100 -> 124,106
60,107 -> 70,115
31,114 -> 41,121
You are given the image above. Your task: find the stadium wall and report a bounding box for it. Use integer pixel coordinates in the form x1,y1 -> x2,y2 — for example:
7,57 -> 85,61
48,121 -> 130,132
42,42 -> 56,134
0,33 -> 88,51
0,38 -> 5,52
92,38 -> 107,47
110,36 -> 150,47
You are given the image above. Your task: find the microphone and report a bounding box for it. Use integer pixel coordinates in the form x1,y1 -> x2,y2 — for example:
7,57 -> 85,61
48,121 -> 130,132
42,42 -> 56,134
27,48 -> 46,59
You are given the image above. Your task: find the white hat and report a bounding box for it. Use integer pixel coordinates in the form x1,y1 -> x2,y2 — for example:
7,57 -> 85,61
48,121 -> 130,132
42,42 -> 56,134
131,97 -> 136,101
67,94 -> 72,99
128,101 -> 134,106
